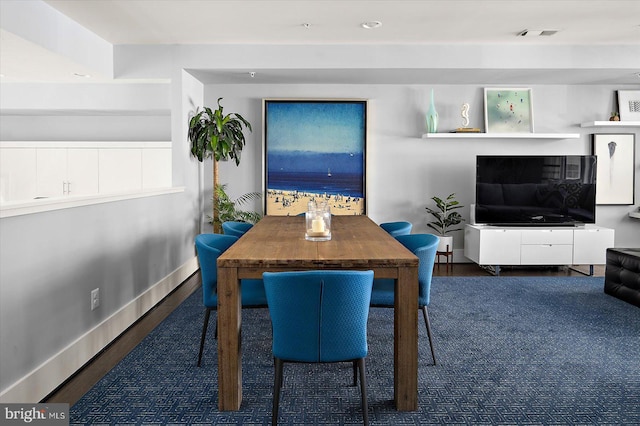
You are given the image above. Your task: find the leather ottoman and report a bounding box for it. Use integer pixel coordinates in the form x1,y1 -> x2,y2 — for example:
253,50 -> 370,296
604,248 -> 640,307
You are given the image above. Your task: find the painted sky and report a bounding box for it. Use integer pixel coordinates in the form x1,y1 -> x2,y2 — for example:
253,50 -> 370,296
266,101 -> 365,153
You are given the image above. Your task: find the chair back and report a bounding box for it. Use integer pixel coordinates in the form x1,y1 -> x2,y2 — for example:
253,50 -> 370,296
396,234 -> 439,305
222,221 -> 253,237
195,234 -> 238,308
263,270 -> 374,363
380,221 -> 412,237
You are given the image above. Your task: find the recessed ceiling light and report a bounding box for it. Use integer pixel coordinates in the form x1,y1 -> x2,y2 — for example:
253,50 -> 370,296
361,21 -> 382,29
518,29 -> 558,37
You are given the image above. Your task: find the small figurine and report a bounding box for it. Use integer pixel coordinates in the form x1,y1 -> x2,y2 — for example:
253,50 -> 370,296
461,103 -> 470,127
610,112 -> 620,121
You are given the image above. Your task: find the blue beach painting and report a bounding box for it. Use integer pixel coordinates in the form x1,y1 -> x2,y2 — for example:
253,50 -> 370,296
264,100 -> 367,215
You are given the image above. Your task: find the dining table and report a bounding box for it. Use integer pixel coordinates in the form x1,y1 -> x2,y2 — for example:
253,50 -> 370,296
216,214 -> 419,411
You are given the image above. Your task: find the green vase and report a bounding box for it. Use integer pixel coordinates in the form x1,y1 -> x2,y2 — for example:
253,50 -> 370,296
426,89 -> 438,133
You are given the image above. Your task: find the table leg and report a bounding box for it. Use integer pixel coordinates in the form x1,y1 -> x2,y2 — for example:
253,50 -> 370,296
394,266 -> 419,411
217,267 -> 242,410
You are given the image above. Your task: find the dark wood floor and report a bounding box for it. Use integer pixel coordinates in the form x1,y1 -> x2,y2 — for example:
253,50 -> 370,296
42,262 -> 603,405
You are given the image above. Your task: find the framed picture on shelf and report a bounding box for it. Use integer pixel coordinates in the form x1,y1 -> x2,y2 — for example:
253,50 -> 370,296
592,133 -> 635,205
484,88 -> 534,133
263,99 -> 367,216
617,90 -> 640,121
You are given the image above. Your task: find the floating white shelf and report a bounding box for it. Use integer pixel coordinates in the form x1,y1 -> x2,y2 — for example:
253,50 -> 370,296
580,121 -> 640,128
422,132 -> 580,139
629,212 -> 640,220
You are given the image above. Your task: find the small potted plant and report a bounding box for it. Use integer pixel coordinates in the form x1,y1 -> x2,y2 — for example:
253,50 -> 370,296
425,193 -> 465,252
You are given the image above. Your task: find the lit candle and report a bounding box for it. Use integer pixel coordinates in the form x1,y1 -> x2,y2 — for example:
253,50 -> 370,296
311,217 -> 325,233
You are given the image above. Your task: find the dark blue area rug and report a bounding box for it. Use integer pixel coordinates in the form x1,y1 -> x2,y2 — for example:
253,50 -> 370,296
70,276 -> 640,425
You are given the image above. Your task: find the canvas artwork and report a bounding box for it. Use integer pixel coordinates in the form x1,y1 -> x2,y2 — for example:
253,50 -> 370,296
484,88 -> 534,133
263,99 -> 367,216
592,133 -> 635,205
617,90 -> 640,121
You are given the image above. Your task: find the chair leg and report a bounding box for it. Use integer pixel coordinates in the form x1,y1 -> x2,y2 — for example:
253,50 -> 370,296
352,360 -> 358,386
273,358 -> 284,426
357,358 -> 369,426
422,305 -> 437,365
197,309 -> 213,367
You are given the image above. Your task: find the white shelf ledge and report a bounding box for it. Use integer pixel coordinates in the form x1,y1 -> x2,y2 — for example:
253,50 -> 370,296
580,121 -> 640,128
0,187 -> 184,218
629,212 -> 640,220
422,132 -> 580,139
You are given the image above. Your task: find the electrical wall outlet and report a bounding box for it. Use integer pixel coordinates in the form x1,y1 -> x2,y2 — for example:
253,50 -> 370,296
91,288 -> 100,310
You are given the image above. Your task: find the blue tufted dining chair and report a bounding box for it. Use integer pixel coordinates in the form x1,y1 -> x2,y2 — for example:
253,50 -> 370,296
221,221 -> 253,237
370,233 -> 439,365
379,221 -> 413,237
263,270 -> 374,426
194,233 -> 267,367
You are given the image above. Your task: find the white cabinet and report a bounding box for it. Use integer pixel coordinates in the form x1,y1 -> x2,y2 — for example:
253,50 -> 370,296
98,148 -> 143,193
0,148 -> 37,202
0,142 -> 171,202
464,227 -> 521,265
36,148 -> 99,197
573,227 -> 615,264
520,229 -> 573,265
464,224 -> 615,275
142,148 -> 172,189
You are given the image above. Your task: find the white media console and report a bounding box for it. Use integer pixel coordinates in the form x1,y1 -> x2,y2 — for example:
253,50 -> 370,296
464,224 -> 615,275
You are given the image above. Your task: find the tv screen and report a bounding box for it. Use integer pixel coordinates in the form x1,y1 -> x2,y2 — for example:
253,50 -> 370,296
475,155 -> 597,226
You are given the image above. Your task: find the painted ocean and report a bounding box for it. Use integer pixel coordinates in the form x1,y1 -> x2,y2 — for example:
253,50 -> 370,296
267,151 -> 364,197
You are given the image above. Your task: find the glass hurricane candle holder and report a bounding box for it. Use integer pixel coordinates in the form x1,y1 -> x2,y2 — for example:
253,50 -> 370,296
305,203 -> 331,241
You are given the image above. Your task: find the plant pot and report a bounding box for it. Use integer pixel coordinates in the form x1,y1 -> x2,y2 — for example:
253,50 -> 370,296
437,235 -> 453,253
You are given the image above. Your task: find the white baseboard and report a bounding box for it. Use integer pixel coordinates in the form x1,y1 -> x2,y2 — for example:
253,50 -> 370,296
0,256 -> 199,403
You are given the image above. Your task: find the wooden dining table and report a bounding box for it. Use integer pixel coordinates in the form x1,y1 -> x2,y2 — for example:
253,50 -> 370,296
216,215 -> 419,411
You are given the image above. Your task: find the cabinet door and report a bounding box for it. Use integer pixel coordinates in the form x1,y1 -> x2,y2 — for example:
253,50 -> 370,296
0,148 -> 37,202
478,229 -> 521,265
36,148 -> 67,198
142,148 -> 171,189
99,148 -> 142,193
573,228 -> 615,264
67,149 -> 99,196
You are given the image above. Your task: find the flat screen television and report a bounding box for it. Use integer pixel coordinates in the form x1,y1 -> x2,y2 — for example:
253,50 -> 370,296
475,155 -> 597,226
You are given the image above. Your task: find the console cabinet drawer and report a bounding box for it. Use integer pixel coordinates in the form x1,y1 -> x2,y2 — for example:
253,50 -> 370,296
521,229 -> 573,245
521,244 -> 573,264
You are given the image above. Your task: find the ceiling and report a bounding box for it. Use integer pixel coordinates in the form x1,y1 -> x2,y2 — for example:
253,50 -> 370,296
1,0 -> 639,84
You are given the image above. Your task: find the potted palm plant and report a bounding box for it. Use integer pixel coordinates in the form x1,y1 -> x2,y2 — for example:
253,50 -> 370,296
425,193 -> 465,252
188,97 -> 252,233
210,184 -> 262,230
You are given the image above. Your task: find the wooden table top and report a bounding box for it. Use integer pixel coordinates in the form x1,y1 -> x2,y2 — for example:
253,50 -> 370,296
218,215 -> 418,270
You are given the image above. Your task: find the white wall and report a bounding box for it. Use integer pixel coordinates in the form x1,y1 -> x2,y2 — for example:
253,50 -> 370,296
206,83 -> 640,251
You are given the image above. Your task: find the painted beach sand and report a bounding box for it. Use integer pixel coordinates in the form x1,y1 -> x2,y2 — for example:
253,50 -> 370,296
267,189 -> 364,216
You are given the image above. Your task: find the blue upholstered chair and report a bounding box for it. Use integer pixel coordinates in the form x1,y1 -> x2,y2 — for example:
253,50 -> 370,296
370,233 -> 439,365
379,221 -> 413,237
221,221 -> 253,237
263,270 -> 374,426
194,233 -> 267,367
